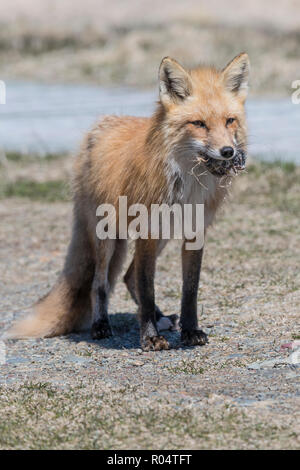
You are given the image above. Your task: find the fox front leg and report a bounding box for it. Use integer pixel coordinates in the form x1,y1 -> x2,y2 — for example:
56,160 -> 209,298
135,239 -> 169,351
180,242 -> 208,346
124,255 -> 179,331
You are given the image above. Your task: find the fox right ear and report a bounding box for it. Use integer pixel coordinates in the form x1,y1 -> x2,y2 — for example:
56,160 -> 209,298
159,57 -> 192,106
222,52 -> 250,100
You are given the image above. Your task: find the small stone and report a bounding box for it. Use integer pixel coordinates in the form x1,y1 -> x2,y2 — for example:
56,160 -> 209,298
131,361 -> 145,367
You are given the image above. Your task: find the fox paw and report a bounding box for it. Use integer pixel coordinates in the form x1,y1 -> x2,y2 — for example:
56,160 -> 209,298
91,320 -> 112,340
181,329 -> 208,347
141,335 -> 169,351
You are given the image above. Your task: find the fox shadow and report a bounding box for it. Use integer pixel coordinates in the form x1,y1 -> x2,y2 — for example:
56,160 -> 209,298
67,312 -> 181,350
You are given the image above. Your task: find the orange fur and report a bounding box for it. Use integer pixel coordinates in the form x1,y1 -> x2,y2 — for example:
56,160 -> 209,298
5,53 -> 249,341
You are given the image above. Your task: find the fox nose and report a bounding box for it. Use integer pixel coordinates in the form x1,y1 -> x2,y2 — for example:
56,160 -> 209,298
220,146 -> 234,159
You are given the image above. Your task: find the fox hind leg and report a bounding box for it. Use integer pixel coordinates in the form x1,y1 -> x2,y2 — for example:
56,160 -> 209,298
91,240 -> 115,339
91,239 -> 127,340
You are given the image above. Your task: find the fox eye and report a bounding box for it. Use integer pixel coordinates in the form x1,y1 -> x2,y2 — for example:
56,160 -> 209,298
226,117 -> 236,126
190,120 -> 207,128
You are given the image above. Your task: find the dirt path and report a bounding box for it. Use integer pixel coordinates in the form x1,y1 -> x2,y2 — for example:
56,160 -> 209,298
0,162 -> 299,449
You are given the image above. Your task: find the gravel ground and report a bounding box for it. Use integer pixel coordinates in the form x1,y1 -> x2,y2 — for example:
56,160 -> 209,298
0,158 -> 299,449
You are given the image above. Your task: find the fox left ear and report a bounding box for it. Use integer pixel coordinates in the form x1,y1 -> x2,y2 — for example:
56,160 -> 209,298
159,57 -> 192,106
222,53 -> 250,100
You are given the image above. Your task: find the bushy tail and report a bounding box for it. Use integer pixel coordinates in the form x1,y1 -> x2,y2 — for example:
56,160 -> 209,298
4,217 -> 95,339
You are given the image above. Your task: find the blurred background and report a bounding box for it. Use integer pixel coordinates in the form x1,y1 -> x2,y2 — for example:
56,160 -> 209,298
0,0 -> 300,159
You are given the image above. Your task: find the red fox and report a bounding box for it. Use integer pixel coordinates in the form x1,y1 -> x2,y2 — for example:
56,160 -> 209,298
6,53 -> 250,351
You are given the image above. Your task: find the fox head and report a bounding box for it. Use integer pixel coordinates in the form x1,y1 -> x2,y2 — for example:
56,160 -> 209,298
157,53 -> 250,177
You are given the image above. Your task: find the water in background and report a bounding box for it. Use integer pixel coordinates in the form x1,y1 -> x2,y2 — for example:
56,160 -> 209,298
0,81 -> 299,162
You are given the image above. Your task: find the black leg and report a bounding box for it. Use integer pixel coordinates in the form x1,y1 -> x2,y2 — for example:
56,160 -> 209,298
91,241 -> 115,339
91,284 -> 112,339
135,239 -> 169,351
124,255 -> 179,331
180,242 -> 208,346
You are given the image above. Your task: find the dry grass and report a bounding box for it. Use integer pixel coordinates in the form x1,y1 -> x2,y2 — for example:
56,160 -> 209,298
0,382 -> 298,450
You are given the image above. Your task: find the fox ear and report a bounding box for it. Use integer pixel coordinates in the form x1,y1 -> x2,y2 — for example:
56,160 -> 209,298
222,53 -> 250,99
159,57 -> 192,105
